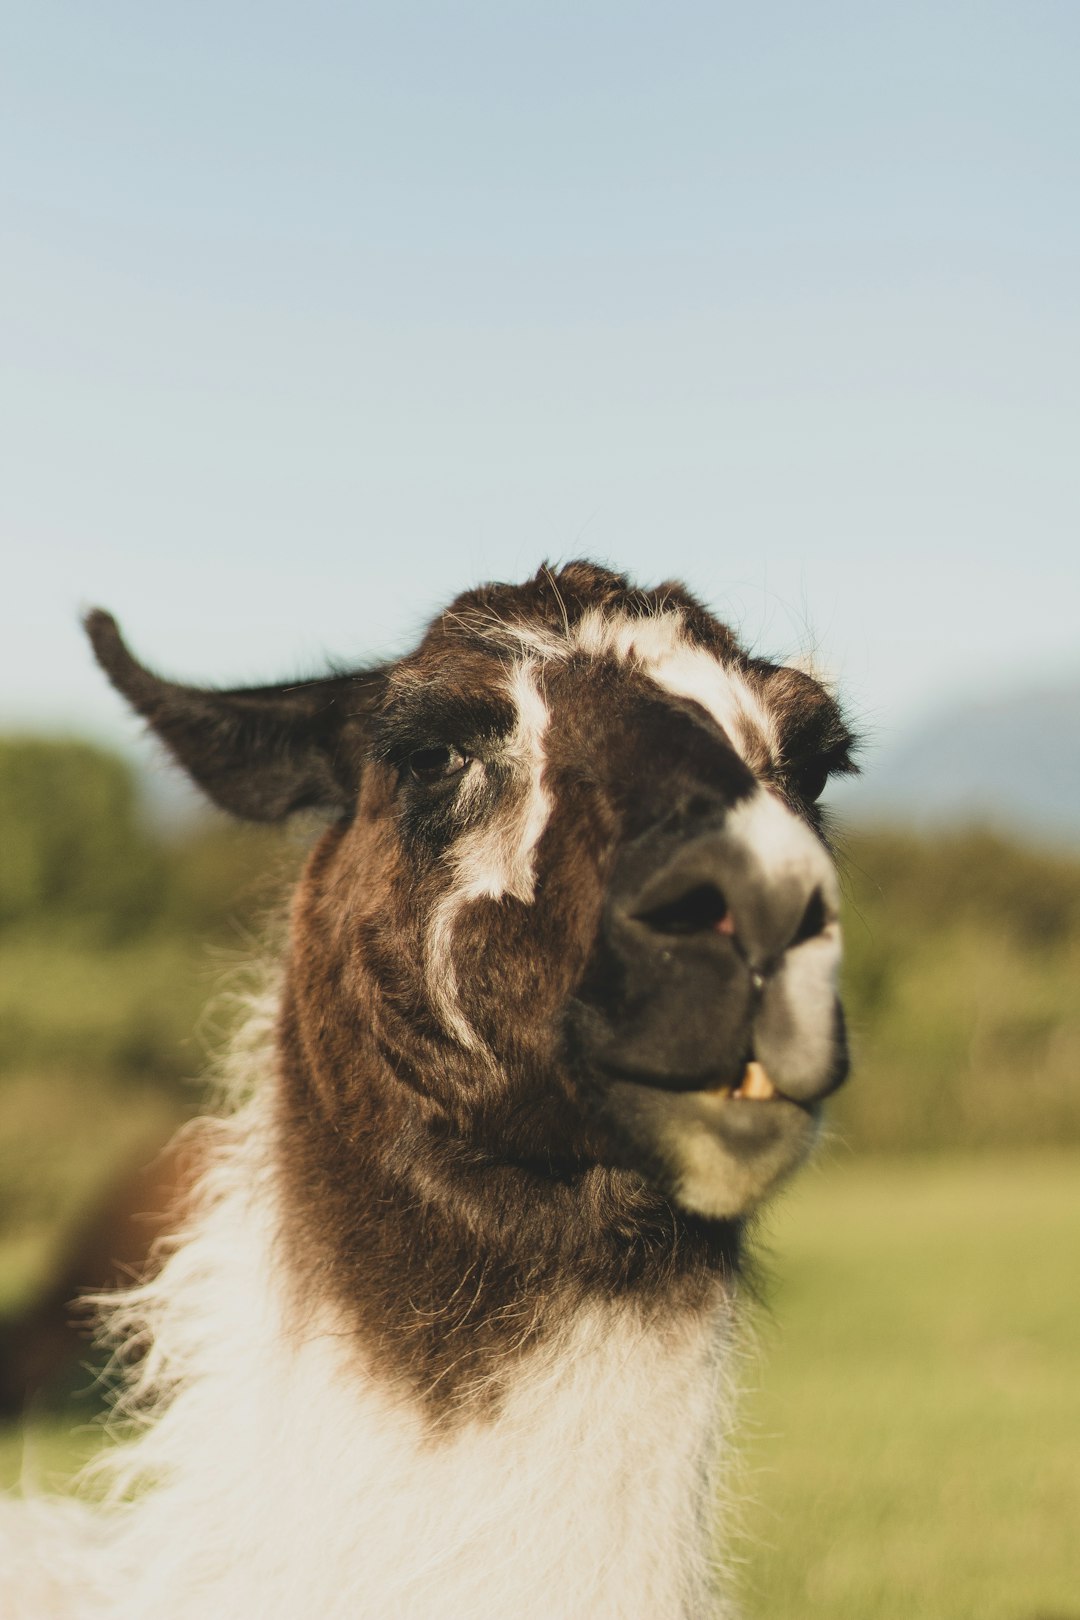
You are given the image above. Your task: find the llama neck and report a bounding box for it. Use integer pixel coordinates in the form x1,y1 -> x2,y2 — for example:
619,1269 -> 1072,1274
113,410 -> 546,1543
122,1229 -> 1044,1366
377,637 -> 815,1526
83,1094 -> 740,1620
274,987 -> 743,1418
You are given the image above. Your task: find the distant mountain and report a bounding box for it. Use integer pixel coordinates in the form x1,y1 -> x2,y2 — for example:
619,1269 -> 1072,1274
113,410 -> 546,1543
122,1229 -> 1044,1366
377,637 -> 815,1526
829,677 -> 1080,847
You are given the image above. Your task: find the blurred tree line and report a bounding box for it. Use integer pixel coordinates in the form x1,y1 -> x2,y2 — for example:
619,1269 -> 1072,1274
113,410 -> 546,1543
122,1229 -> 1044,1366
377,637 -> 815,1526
1,736 -> 1078,1307
835,825 -> 1080,1152
0,737 -> 298,1312
0,737 -> 298,1085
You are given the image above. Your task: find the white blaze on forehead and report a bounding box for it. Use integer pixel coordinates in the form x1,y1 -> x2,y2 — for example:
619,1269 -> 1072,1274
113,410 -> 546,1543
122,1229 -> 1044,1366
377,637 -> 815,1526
505,658 -> 553,874
590,610 -> 778,767
647,647 -> 777,767
426,660 -> 552,1049
425,602 -> 783,1048
485,605 -> 778,768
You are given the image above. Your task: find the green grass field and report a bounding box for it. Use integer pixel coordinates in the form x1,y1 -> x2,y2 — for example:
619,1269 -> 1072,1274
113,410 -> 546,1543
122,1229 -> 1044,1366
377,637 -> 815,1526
738,1151 -> 1080,1620
3,1151 -> 1077,1618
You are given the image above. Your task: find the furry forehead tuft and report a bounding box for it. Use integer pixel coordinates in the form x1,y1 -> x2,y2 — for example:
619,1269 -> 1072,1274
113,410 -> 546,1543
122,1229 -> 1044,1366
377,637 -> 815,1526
432,561 -> 743,663
406,563 -> 854,791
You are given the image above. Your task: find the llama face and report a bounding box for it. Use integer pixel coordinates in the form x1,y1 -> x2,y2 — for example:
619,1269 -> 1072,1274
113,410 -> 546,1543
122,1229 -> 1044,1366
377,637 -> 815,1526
342,570 -> 853,1220
87,561 -> 856,1234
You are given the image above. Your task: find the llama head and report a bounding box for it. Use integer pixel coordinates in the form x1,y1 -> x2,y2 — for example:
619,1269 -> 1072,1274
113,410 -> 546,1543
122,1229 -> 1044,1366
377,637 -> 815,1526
86,561 -> 856,1227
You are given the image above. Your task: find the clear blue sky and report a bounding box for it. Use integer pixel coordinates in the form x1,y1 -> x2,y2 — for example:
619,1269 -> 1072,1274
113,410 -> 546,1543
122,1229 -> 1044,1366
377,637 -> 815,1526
4,2 -> 1078,764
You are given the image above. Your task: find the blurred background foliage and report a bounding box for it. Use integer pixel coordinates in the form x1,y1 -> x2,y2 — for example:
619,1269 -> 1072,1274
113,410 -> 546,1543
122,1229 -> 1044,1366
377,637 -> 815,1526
836,826 -> 1080,1152
0,736 -> 298,1321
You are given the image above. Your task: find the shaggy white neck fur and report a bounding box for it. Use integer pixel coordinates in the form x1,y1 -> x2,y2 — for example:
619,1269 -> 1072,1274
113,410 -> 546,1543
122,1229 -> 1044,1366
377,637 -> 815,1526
0,1087 -> 739,1620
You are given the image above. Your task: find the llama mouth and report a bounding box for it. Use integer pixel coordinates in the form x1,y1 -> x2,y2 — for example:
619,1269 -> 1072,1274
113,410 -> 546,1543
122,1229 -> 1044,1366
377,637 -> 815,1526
602,1062 -> 819,1219
625,1058 -> 810,1112
701,1059 -> 779,1103
597,1054 -> 812,1116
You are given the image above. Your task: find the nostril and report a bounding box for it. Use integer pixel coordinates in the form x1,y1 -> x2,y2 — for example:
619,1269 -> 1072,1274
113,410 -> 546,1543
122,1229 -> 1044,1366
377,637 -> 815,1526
635,883 -> 732,937
790,886 -> 828,948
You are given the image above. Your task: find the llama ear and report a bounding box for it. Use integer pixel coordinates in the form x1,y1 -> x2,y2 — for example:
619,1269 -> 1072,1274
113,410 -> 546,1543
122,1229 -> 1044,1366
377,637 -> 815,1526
84,610 -> 383,822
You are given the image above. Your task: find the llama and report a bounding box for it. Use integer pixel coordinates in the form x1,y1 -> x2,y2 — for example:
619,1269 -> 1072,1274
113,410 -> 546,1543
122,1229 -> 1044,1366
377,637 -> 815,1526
1,561 -> 856,1620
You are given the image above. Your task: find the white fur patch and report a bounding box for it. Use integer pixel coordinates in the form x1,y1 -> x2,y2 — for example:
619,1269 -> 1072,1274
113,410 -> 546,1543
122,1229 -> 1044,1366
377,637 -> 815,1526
716,790 -> 842,1095
425,660 -> 552,1049
754,930 -> 842,1093
479,606 -> 777,768
0,1079 -> 740,1620
636,638 -> 778,767
722,790 -> 840,915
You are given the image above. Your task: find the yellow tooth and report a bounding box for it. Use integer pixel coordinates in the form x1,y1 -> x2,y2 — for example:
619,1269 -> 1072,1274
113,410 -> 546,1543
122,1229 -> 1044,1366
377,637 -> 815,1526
737,1061 -> 777,1100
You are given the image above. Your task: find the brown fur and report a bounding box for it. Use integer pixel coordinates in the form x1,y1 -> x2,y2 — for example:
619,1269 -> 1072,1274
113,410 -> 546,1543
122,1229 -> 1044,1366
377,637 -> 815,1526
85,561 -> 857,1418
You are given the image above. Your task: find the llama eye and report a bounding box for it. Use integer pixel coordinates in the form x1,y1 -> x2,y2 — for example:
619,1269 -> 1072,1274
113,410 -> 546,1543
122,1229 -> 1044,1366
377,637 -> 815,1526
791,762 -> 829,803
405,745 -> 470,784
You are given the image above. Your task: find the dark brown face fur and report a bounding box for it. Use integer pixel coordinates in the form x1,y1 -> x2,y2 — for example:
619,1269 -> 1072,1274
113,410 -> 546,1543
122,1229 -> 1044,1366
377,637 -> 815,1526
87,560 -> 857,1416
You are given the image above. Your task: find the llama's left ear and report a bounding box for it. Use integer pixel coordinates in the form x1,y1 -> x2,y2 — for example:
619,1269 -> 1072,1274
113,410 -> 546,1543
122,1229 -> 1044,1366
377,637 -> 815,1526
84,610 -> 382,822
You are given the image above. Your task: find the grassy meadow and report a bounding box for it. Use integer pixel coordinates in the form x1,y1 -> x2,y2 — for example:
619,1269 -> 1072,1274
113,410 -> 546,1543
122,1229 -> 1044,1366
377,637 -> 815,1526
3,1153 -> 1076,1619
2,737 -> 1079,1617
739,1152 -> 1080,1620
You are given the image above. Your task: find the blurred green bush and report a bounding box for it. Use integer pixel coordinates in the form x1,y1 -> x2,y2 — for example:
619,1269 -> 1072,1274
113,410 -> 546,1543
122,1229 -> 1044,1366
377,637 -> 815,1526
0,737 -> 162,939
0,737 -> 299,1309
0,736 -> 295,1085
834,827 -> 1080,1151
